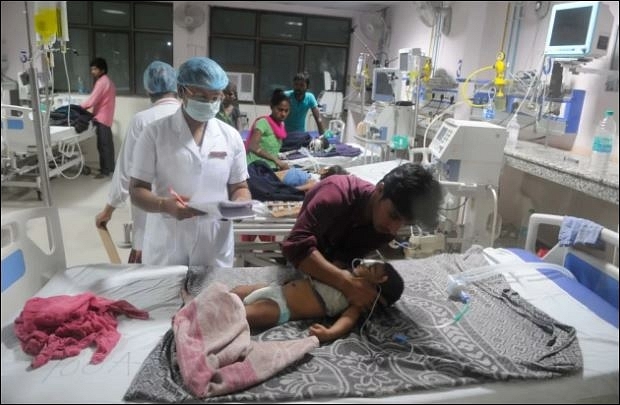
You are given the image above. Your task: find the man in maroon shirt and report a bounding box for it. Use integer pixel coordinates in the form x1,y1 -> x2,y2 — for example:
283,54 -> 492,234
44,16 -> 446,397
281,163 -> 442,310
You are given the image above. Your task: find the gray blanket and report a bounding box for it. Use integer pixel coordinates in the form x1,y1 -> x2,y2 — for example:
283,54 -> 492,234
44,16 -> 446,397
124,247 -> 582,402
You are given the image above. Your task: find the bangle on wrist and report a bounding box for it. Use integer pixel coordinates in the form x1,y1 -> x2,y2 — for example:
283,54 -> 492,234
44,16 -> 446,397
158,198 -> 164,212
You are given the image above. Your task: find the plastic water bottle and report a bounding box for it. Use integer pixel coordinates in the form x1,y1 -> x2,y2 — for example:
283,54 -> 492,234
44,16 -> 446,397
589,110 -> 616,174
517,208 -> 535,248
483,99 -> 495,121
505,117 -> 520,149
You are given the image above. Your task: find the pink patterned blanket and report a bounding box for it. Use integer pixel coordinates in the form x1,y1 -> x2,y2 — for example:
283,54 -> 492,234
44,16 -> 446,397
172,282 -> 319,398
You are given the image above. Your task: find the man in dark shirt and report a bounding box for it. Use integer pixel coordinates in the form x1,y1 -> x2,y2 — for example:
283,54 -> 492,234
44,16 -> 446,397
281,163 -> 442,310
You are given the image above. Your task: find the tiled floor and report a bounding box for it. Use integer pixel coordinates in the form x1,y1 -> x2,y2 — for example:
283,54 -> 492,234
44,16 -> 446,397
1,173 -> 132,267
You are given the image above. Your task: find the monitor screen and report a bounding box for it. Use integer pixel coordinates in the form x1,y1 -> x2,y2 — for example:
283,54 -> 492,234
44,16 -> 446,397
372,68 -> 397,102
548,6 -> 592,47
399,51 -> 409,71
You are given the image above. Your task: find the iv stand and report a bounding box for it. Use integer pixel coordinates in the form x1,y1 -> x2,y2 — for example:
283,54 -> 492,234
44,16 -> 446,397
24,1 -> 53,206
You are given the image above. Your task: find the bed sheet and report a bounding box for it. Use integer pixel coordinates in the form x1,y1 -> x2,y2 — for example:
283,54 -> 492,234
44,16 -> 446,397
1,263 -> 187,404
49,123 -> 95,145
126,247 -> 617,404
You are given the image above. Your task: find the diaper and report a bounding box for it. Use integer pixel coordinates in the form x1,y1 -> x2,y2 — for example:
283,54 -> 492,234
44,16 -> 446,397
243,284 -> 291,324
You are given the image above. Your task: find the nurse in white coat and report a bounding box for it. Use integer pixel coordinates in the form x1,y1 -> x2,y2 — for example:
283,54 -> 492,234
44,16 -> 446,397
129,57 -> 251,267
95,61 -> 180,263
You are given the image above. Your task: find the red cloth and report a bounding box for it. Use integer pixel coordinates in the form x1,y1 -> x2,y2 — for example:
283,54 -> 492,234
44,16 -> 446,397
14,293 -> 149,368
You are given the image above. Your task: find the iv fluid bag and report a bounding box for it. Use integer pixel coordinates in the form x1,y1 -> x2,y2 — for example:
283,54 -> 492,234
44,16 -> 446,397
34,2 -> 60,45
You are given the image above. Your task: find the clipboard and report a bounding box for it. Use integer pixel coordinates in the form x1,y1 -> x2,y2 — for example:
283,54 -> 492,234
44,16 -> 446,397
97,226 -> 122,264
187,200 -> 256,220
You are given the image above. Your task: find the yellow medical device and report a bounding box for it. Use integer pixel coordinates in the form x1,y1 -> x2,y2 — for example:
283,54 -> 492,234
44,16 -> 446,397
493,51 -> 506,98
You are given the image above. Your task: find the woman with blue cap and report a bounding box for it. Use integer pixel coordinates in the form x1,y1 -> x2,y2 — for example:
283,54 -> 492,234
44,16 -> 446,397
96,60 -> 180,263
129,57 -> 251,267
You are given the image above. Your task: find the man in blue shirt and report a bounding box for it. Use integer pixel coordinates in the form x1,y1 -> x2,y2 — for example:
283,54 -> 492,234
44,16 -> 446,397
284,72 -> 325,134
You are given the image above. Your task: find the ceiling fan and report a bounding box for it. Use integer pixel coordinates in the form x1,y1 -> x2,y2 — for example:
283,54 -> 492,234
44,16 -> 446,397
173,3 -> 206,32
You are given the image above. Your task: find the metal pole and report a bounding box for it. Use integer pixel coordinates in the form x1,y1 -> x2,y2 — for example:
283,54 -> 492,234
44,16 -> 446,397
24,1 -> 53,206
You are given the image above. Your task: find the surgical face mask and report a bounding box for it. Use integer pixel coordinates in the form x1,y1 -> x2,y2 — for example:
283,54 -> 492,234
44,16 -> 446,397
184,98 -> 220,122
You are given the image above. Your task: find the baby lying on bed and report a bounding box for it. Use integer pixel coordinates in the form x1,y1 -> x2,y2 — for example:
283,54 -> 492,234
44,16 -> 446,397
230,260 -> 404,343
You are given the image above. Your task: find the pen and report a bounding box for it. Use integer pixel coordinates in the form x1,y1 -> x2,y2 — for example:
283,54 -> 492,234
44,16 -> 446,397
169,187 -> 188,207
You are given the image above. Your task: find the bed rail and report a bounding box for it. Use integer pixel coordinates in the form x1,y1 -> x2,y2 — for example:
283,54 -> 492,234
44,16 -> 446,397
523,213 -> 618,309
1,207 -> 66,324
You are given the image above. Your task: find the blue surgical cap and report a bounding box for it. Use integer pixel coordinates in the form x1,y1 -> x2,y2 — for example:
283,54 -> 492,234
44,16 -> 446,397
143,61 -> 177,94
177,57 -> 228,91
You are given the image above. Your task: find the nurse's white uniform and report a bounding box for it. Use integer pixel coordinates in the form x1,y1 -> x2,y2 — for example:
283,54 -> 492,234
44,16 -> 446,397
107,97 -> 180,250
131,108 -> 249,267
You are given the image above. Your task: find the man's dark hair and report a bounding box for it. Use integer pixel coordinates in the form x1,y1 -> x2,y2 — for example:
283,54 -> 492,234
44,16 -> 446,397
90,57 -> 108,74
380,163 -> 443,229
378,262 -> 404,307
293,72 -> 310,87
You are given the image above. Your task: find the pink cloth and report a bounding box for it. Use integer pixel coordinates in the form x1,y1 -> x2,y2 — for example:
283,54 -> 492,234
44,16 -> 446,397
173,282 -> 319,398
245,114 -> 287,151
264,115 -> 287,140
14,293 -> 148,369
80,74 -> 116,127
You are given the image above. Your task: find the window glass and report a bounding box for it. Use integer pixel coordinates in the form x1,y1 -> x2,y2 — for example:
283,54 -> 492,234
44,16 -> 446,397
304,46 -> 348,93
57,2 -> 173,94
93,2 -> 130,27
135,3 -> 172,30
211,8 -> 256,36
67,2 -> 88,25
52,28 -> 90,93
260,13 -> 303,40
306,17 -> 350,44
135,33 -> 174,95
210,38 -> 255,68
95,31 -> 130,93
259,44 -> 299,102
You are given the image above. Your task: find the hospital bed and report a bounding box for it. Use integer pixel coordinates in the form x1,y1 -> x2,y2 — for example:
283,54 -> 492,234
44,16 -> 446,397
1,207 -> 618,403
241,129 -> 382,170
1,104 -> 95,199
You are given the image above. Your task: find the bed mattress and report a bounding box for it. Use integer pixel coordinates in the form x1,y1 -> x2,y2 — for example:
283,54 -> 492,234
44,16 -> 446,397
1,249 -> 618,404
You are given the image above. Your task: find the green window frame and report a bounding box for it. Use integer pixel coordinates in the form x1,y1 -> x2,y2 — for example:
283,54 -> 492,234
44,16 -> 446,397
53,1 -> 173,95
209,6 -> 351,104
